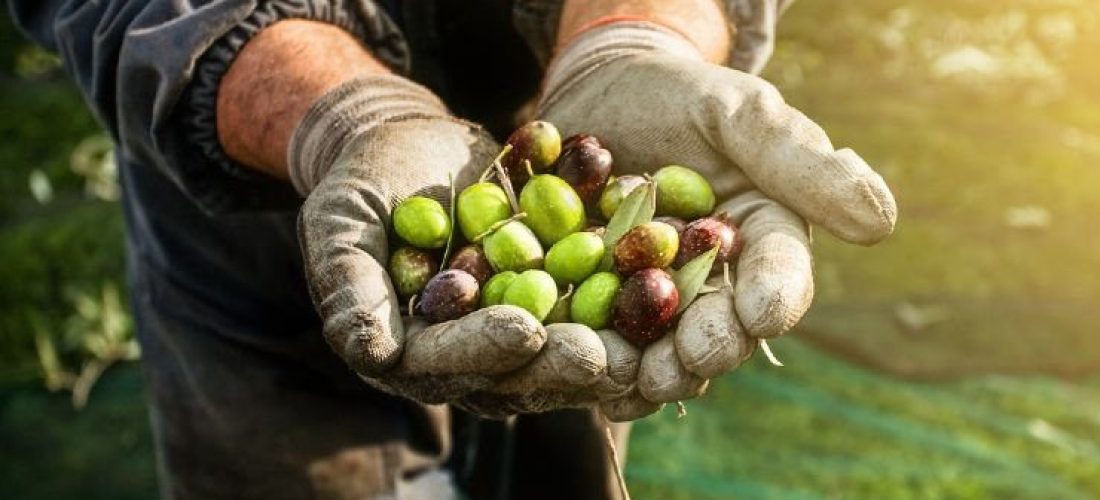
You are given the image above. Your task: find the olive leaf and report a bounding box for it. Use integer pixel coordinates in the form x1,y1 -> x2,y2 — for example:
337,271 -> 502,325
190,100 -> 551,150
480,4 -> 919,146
599,182 -> 655,270
672,246 -> 719,314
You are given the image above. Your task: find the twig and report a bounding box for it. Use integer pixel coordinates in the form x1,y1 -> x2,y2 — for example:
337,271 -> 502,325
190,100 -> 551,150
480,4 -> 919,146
597,410 -> 632,500
480,144 -> 514,183
472,212 -> 527,243
439,173 -> 458,271
722,261 -> 733,291
491,148 -> 521,214
759,339 -> 784,367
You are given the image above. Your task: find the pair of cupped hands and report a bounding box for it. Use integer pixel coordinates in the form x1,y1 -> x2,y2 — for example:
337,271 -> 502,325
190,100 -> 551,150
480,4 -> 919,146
291,23 -> 896,421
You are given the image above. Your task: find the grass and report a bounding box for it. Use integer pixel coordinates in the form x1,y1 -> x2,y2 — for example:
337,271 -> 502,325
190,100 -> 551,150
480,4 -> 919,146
2,0 -> 1100,498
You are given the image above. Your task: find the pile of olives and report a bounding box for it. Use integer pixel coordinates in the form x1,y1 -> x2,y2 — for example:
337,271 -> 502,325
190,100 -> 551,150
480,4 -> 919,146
388,121 -> 743,347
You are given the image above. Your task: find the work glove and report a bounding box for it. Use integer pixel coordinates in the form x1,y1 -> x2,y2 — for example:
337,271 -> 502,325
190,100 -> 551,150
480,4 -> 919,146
290,75 -> 632,417
539,21 -> 897,419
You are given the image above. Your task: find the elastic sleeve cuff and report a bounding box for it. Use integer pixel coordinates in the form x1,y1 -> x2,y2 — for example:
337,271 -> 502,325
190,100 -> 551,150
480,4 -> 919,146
180,0 -> 409,213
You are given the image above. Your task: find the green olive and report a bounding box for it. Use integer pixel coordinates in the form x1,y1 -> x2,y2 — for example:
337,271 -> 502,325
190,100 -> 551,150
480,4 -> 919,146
544,232 -> 605,286
482,220 -> 545,272
481,271 -> 519,307
502,270 -> 559,322
519,175 -> 587,246
598,175 -> 647,220
393,196 -> 451,249
457,182 -> 512,241
571,272 -> 621,330
652,165 -> 715,219
387,246 -> 437,298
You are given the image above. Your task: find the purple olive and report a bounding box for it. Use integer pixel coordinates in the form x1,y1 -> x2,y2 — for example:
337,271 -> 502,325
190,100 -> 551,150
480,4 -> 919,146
554,134 -> 613,205
419,269 -> 480,323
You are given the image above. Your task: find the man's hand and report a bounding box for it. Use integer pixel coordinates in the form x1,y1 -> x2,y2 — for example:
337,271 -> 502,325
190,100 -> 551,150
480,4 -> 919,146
541,7 -> 897,417
219,20 -> 633,417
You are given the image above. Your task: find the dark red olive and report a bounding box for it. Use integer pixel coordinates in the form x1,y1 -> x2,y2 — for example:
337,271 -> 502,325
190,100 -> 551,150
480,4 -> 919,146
612,268 -> 680,346
419,269 -> 480,323
554,134 -> 613,205
448,245 -> 494,284
502,121 -> 562,188
674,215 -> 743,270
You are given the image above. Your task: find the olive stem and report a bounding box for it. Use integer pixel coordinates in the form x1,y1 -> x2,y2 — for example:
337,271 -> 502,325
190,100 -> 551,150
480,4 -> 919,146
597,410 -> 632,500
439,173 -> 458,272
523,159 -> 535,179
676,401 -> 688,419
408,295 -> 418,318
480,144 -> 514,183
472,212 -> 528,243
759,339 -> 784,367
491,151 -> 521,214
722,261 -> 733,291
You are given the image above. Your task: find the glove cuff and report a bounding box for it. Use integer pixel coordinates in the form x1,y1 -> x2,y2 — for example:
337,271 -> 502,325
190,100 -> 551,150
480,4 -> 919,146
288,75 -> 451,195
538,21 -> 704,115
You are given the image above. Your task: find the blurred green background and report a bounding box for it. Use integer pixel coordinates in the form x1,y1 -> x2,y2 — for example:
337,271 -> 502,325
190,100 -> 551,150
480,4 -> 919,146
1,0 -> 1098,498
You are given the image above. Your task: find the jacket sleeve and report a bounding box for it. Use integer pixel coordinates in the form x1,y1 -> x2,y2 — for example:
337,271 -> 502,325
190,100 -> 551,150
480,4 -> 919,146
512,0 -> 797,75
6,0 -> 409,213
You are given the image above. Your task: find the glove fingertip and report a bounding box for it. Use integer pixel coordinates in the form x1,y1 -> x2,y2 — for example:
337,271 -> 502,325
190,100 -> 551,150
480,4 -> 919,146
323,305 -> 403,376
820,149 -> 898,245
600,391 -> 664,422
675,291 -> 755,378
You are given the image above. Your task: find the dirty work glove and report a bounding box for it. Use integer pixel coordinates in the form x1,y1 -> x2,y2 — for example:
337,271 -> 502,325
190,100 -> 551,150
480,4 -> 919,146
539,22 -> 897,418
291,75 -> 618,417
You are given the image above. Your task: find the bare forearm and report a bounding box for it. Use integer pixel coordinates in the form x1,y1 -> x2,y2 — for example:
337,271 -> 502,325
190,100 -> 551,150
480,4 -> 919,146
217,19 -> 390,180
558,0 -> 731,63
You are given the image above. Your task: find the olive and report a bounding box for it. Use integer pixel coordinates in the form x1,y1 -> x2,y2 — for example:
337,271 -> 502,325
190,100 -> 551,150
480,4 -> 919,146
419,269 -> 479,323
482,220 -> 544,272
554,134 -> 612,205
448,244 -> 494,284
652,165 -> 715,219
674,215 -> 744,270
613,221 -> 680,276
388,246 -> 437,298
393,196 -> 451,249
457,182 -> 512,241
571,272 -> 621,330
481,271 -> 519,307
519,175 -> 587,246
598,175 -> 648,220
653,216 -> 687,235
612,268 -> 680,346
501,270 -> 559,322
503,121 -> 562,187
544,232 -> 605,286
